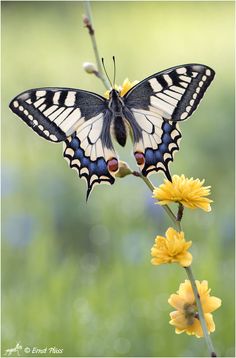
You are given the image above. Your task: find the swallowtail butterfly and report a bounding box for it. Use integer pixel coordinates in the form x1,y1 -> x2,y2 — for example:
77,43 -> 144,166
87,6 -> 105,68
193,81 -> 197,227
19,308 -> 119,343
9,64 -> 215,199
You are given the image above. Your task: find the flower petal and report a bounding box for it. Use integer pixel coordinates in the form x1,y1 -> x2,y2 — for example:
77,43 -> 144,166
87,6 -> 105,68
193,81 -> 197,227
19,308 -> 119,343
202,296 -> 222,313
177,251 -> 193,267
178,280 -> 195,304
205,313 -> 216,333
169,310 -> 187,329
168,295 -> 186,310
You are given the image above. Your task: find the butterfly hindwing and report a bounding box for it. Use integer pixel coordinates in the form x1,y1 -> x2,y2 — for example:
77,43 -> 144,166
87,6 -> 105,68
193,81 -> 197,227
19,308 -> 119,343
140,120 -> 181,179
123,107 -> 181,178
9,88 -> 106,142
63,111 -> 118,199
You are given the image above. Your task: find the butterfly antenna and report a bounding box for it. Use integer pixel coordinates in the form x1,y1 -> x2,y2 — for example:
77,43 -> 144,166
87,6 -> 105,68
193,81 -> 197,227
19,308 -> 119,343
101,58 -> 112,88
112,56 -> 116,87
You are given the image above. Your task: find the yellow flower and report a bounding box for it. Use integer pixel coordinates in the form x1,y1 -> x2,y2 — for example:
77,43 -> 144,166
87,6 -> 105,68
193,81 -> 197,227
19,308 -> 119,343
151,227 -> 192,267
119,78 -> 139,97
104,78 -> 139,99
153,174 -> 213,212
168,280 -> 221,338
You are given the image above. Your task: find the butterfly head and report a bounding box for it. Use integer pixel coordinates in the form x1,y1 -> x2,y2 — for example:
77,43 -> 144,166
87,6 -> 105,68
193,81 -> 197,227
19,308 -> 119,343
108,88 -> 125,113
108,88 -> 119,99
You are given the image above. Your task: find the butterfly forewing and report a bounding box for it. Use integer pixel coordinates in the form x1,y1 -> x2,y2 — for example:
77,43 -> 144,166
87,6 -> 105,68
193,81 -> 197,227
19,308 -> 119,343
125,64 -> 215,121
9,88 -> 106,142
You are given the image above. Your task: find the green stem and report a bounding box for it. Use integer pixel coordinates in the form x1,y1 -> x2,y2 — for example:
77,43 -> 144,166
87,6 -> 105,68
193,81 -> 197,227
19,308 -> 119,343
137,173 -> 181,231
138,172 -> 216,356
185,266 -> 217,357
83,1 -> 110,90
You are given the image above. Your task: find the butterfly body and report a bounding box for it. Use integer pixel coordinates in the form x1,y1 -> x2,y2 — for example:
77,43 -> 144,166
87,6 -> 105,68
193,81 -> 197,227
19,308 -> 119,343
107,89 -> 128,147
9,64 -> 215,198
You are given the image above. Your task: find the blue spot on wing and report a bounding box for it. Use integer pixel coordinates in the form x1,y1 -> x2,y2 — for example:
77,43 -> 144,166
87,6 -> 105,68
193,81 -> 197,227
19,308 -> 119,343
75,148 -> 83,158
162,122 -> 172,133
70,135 -> 80,150
154,150 -> 162,161
81,156 -> 89,167
159,143 -> 168,153
162,133 -> 171,145
97,158 -> 107,175
145,149 -> 155,163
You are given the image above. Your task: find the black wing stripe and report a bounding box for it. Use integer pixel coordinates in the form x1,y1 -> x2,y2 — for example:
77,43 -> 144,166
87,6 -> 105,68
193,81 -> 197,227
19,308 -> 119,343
58,91 -> 68,106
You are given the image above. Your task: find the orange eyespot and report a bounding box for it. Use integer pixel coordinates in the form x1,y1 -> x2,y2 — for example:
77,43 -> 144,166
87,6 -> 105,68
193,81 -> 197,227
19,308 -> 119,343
134,152 -> 145,165
107,158 -> 119,172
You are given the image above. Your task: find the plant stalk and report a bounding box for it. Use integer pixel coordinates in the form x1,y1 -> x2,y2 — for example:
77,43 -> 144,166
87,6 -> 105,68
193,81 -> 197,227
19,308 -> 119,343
136,172 -> 181,231
185,266 -> 217,357
83,1 -> 110,90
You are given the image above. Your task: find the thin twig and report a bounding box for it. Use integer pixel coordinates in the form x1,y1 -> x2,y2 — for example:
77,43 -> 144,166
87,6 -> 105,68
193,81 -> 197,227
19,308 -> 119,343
185,266 -> 217,357
176,203 -> 184,222
83,1 -> 110,90
133,171 -> 181,231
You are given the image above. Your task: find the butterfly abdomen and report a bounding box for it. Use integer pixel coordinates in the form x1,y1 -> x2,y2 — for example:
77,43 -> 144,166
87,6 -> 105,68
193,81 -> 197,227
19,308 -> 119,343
113,116 -> 127,147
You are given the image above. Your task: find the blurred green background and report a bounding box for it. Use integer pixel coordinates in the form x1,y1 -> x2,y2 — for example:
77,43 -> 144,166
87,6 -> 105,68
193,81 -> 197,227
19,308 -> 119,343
2,1 -> 234,357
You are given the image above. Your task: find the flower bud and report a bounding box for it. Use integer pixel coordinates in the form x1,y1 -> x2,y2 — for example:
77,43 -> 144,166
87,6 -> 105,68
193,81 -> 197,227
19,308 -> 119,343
82,15 -> 90,26
115,161 -> 132,178
83,62 -> 97,74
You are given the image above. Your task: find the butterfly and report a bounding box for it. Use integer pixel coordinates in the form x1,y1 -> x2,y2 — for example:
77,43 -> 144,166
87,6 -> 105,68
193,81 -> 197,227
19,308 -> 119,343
9,63 -> 215,199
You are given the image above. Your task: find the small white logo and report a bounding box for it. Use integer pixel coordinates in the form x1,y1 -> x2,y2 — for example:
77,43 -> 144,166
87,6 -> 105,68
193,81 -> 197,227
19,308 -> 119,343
4,343 -> 63,356
4,342 -> 22,356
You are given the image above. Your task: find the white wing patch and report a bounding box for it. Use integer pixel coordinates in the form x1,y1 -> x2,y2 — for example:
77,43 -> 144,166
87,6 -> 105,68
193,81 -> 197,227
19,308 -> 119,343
131,109 -> 166,153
